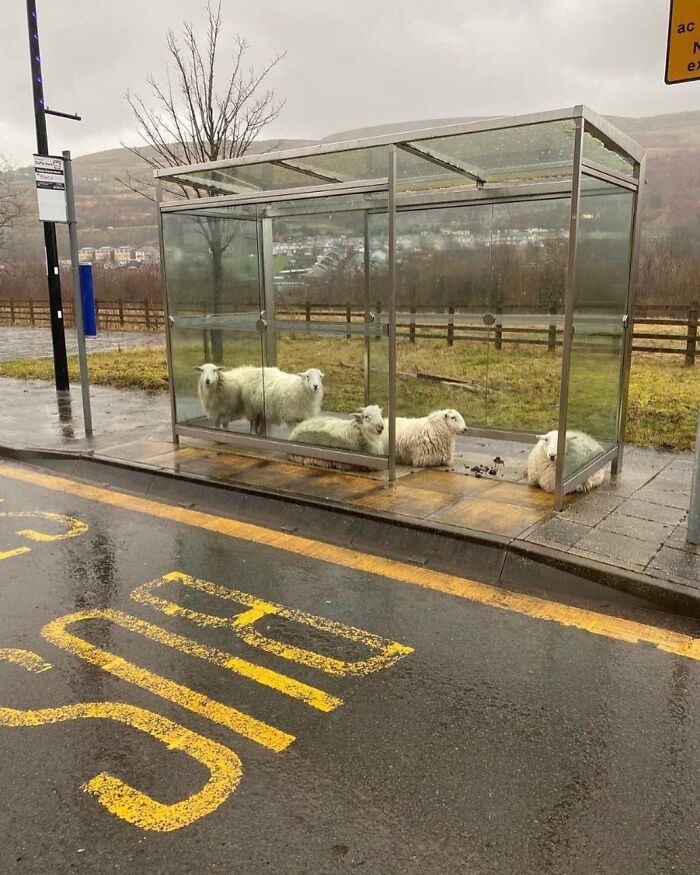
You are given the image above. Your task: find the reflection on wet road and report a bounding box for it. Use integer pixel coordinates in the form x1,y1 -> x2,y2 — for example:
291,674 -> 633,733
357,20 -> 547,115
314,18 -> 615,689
0,460 -> 698,874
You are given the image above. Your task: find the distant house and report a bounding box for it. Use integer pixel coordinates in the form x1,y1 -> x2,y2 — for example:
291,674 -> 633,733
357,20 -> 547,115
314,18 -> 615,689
115,246 -> 135,265
78,247 -> 96,262
95,247 -> 115,265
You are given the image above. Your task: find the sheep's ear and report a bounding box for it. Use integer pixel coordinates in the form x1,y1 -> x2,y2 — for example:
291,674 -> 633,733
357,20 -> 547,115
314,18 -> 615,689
352,410 -> 363,421
320,371 -> 325,379
213,365 -> 222,371
195,366 -> 204,371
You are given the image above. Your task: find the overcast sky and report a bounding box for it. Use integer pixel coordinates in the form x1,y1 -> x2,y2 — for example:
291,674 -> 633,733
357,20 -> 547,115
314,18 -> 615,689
2,0 -> 697,166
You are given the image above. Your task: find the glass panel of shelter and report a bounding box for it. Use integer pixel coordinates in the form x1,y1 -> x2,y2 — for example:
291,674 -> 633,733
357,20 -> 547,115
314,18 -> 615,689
161,209 -> 267,435
263,192 -> 389,455
563,175 -> 635,484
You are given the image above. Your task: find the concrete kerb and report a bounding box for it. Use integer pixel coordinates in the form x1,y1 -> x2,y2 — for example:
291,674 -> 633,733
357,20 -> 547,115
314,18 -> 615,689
1,442 -> 699,621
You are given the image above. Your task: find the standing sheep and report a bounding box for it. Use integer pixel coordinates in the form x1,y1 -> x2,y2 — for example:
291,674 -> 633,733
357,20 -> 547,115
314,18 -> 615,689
288,405 -> 384,469
526,429 -> 605,493
383,409 -> 467,467
196,363 -> 260,429
241,367 -> 324,434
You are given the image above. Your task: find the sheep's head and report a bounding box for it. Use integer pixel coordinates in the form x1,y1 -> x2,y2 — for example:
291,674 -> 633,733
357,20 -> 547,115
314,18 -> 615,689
196,363 -> 222,388
537,430 -> 559,462
432,409 -> 467,434
298,368 -> 324,393
352,405 -> 384,435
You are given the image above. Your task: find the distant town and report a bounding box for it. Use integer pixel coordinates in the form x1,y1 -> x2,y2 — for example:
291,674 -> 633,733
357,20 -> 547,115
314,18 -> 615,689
58,244 -> 160,271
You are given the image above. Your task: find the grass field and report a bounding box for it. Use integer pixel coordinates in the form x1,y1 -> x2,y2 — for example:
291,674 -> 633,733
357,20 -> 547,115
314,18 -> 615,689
1,338 -> 697,451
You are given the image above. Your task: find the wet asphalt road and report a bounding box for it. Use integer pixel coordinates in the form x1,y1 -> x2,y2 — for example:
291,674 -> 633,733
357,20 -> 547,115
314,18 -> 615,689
0,462 -> 698,875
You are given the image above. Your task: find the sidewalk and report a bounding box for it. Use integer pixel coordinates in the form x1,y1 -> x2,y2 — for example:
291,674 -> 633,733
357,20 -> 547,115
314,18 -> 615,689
0,374 -> 697,609
0,327 -> 164,362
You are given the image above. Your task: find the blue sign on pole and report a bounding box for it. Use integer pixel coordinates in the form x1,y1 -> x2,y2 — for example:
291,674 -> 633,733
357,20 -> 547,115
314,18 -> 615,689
79,263 -> 97,336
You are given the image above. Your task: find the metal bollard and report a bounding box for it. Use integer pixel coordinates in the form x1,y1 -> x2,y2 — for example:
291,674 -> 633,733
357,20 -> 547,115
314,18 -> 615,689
687,406 -> 700,545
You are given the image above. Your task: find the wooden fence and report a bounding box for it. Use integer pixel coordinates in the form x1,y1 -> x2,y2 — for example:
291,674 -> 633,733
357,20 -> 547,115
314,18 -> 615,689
1,298 -> 698,364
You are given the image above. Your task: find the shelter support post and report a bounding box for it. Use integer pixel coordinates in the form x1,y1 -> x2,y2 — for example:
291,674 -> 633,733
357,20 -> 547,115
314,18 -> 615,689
554,115 -> 584,512
387,147 -> 397,483
363,211 -> 371,406
155,178 -> 179,445
261,217 -> 277,366
612,153 -> 646,479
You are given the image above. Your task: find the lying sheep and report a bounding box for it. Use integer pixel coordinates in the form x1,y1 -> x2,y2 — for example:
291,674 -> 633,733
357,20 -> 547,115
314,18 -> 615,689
526,429 -> 605,493
196,363 -> 257,429
383,409 -> 467,467
288,405 -> 384,469
241,367 -> 324,434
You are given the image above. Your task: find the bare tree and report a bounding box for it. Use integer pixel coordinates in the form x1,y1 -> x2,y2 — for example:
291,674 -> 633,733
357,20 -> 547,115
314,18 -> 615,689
121,1 -> 285,360
0,157 -> 23,266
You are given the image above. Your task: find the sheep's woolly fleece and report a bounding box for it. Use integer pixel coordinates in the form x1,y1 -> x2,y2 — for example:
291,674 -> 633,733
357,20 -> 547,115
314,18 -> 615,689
526,429 -> 605,494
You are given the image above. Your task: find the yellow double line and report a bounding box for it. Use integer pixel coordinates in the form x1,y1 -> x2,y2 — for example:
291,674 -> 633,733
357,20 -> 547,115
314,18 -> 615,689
0,462 -> 698,662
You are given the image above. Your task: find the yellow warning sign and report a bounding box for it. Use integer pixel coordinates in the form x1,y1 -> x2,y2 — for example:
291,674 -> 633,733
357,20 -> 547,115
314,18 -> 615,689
666,0 -> 700,83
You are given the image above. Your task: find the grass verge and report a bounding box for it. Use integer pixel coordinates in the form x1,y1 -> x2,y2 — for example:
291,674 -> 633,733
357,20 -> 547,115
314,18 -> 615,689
0,342 -> 697,451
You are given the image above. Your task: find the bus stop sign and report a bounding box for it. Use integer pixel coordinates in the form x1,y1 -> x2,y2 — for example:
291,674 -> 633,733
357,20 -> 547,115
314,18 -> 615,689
666,0 -> 700,83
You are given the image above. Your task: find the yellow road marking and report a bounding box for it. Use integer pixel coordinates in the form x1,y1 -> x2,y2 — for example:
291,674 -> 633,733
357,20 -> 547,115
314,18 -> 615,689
0,511 -> 88,541
0,648 -> 52,672
133,573 -> 414,677
0,648 -> 241,831
57,606 -> 342,712
2,462 -> 698,662
41,613 -> 295,752
0,546 -> 31,562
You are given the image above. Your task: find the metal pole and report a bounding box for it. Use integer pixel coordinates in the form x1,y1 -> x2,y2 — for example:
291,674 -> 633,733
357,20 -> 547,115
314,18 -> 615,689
612,153 -> 646,479
363,210 -> 371,406
261,216 -> 277,366
687,408 -> 700,545
62,151 -> 92,436
26,0 -> 69,392
387,147 -> 397,483
554,113 -> 584,511
155,178 -> 179,445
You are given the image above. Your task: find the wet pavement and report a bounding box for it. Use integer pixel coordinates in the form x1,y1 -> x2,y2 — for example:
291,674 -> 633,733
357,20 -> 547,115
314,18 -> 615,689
0,374 -> 698,600
0,460 -> 698,874
0,328 -> 164,362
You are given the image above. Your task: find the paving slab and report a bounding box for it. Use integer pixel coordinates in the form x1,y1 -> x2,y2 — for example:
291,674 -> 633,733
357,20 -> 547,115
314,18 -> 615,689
571,527 -> 663,568
632,483 -> 691,509
648,545 -> 700,585
559,492 -> 626,526
597,512 -> 675,544
615,498 -> 688,527
526,517 -> 592,549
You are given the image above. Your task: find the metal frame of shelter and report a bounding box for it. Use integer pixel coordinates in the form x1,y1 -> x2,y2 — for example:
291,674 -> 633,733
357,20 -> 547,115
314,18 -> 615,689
155,105 -> 646,511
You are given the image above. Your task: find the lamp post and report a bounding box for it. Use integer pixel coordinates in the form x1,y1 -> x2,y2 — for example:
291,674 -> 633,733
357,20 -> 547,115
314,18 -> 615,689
26,0 -> 69,392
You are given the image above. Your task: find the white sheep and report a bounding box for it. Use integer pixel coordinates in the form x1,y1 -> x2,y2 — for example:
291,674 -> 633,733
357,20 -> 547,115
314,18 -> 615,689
241,367 -> 324,434
383,409 -> 467,467
288,405 -> 384,469
526,429 -> 605,493
196,363 -> 244,429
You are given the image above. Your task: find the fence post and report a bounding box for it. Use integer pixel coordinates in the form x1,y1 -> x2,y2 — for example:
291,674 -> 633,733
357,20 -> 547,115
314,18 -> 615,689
9,299 -> 14,325
685,301 -> 698,366
94,298 -> 100,330
145,299 -> 151,331
346,302 -> 352,339
119,298 -> 124,328
447,305 -> 454,347
548,304 -> 557,352
494,304 -> 503,351
29,299 -> 35,326
375,301 -> 381,341
409,305 -> 416,343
